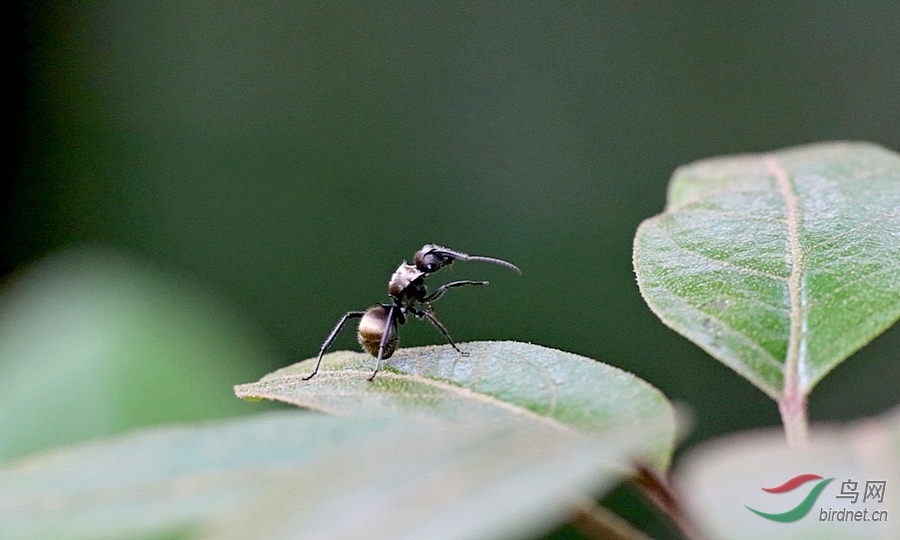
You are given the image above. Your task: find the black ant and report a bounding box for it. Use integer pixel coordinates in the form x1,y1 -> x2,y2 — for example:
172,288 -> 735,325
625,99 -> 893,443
303,244 -> 521,381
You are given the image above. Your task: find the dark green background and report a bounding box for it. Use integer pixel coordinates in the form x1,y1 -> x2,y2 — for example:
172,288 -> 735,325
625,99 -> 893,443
5,2 -> 900,537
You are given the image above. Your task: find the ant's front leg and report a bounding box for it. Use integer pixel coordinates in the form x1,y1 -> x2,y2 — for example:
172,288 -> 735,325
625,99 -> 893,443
303,311 -> 365,380
422,280 -> 489,303
408,306 -> 468,356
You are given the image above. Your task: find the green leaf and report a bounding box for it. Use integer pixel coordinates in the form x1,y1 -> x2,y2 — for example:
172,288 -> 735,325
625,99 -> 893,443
634,142 -> 900,400
235,340 -> 676,470
0,411 -> 661,540
0,248 -> 279,462
675,407 -> 900,540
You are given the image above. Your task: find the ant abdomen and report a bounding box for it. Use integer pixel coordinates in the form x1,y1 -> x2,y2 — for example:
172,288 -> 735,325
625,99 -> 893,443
357,306 -> 397,359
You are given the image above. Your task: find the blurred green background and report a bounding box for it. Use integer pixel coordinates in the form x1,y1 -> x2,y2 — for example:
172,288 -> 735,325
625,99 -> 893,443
4,2 -> 900,536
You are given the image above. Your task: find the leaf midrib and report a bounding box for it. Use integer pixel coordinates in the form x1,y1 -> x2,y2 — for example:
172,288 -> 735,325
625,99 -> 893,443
764,155 -> 806,400
236,370 -> 578,435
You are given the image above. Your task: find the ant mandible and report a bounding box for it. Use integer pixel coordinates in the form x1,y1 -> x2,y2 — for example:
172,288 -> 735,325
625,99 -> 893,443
303,244 -> 521,381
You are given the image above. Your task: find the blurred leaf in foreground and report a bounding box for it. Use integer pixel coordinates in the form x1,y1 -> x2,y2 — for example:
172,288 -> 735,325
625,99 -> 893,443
676,407 -> 900,540
236,340 -> 676,470
0,410 -> 662,540
0,247 -> 277,462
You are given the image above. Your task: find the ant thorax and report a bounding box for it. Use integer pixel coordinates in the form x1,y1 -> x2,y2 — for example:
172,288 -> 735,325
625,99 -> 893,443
388,262 -> 425,300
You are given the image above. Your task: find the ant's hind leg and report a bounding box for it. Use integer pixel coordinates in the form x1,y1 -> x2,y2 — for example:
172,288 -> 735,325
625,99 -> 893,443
410,307 -> 467,356
303,311 -> 365,380
368,304 -> 397,381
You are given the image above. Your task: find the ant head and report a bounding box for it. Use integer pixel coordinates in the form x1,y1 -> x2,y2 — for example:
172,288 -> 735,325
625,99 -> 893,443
413,244 -> 522,275
413,244 -> 458,273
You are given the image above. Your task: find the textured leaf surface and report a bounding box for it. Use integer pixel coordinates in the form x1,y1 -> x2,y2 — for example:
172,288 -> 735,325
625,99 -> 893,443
634,142 -> 900,399
676,408 -> 900,540
0,411 -> 658,540
235,340 -> 675,469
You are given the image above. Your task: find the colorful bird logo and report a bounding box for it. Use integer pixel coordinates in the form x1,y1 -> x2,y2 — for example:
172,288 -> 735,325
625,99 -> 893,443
745,474 -> 833,522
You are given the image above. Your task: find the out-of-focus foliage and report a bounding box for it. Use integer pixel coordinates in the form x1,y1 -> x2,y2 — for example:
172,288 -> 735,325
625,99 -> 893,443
0,411 -> 664,540
676,407 -> 900,540
0,248 -> 280,462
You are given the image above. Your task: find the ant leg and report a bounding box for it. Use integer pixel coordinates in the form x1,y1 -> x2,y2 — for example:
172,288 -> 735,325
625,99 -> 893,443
303,311 -> 365,380
422,280 -> 489,303
409,307 -> 467,356
368,304 -> 397,381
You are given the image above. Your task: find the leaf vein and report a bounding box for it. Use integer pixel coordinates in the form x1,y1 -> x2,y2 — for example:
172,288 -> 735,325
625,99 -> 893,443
520,355 -> 559,416
254,371 -> 578,434
766,155 -> 807,438
678,207 -> 787,225
804,207 -> 900,255
671,188 -> 775,210
651,274 -> 784,372
808,264 -> 899,308
657,224 -> 787,282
